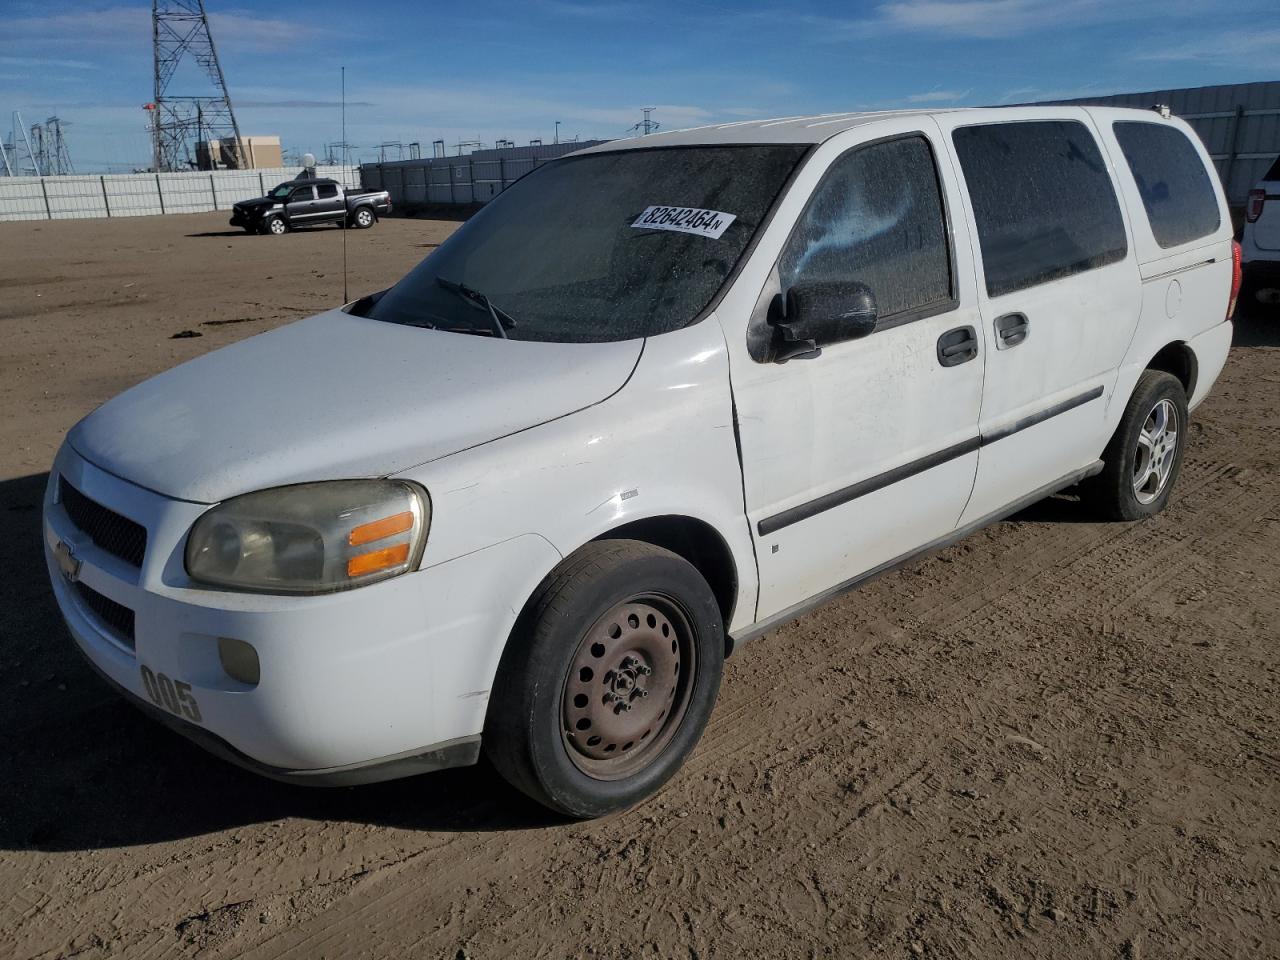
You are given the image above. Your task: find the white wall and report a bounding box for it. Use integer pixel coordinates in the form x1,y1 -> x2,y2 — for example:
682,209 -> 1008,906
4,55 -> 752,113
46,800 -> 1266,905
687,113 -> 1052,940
0,166 -> 360,222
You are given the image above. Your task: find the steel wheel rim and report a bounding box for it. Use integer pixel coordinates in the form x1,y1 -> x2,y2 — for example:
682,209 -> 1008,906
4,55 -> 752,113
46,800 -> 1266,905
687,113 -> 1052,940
1133,397 -> 1179,505
560,594 -> 697,781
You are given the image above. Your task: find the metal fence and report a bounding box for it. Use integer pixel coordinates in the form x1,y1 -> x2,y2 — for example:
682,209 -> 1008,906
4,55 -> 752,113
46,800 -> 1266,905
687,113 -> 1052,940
0,165 -> 360,222
1044,81 -> 1280,206
361,141 -> 607,207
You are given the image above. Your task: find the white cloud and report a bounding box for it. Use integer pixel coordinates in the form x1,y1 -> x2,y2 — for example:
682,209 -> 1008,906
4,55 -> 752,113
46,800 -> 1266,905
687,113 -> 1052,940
770,0 -> 1196,40
905,88 -> 972,102
6,5 -> 335,52
0,54 -> 97,71
1135,29 -> 1280,66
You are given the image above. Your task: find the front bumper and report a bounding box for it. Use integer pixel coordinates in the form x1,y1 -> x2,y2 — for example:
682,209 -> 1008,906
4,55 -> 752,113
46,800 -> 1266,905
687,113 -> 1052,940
43,445 -> 561,783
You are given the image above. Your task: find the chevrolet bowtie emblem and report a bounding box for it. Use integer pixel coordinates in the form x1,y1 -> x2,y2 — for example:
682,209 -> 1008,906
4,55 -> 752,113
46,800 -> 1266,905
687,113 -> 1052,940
54,540 -> 81,583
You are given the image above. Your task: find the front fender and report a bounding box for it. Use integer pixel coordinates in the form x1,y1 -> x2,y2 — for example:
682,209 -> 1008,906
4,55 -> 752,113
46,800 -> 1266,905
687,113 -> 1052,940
394,318 -> 759,634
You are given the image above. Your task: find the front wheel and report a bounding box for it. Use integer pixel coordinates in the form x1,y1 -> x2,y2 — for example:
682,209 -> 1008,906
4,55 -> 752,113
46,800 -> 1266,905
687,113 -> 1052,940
262,215 -> 287,236
1084,370 -> 1189,521
485,540 -> 724,819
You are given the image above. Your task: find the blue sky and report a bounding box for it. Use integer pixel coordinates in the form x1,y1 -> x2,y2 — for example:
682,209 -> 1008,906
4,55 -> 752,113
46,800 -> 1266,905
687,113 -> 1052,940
3,0 -> 1278,172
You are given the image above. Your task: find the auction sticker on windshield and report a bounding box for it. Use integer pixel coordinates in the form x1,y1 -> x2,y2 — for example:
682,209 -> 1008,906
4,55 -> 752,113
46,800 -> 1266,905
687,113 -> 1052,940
631,206 -> 737,239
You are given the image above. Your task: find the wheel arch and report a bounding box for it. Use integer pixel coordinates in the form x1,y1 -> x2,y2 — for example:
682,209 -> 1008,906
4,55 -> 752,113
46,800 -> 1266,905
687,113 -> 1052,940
1145,340 -> 1198,399
502,513 -> 742,666
590,515 -> 739,637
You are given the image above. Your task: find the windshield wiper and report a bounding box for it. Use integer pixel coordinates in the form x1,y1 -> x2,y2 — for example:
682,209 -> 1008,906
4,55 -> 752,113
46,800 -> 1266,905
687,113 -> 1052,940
435,277 -> 516,339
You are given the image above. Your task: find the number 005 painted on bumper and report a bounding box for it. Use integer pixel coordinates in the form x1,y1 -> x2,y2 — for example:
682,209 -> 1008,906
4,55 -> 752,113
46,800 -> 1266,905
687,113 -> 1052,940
139,665 -> 202,723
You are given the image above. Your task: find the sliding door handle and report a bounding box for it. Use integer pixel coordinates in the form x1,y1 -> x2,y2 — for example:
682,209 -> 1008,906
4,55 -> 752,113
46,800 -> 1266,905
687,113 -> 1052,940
994,312 -> 1029,348
937,326 -> 978,367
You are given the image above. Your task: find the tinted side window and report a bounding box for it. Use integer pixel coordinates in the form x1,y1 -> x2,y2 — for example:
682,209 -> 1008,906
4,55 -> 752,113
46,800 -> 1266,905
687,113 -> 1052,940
289,186 -> 314,202
780,135 -> 952,322
953,120 -> 1127,297
316,182 -> 339,199
1113,122 -> 1220,248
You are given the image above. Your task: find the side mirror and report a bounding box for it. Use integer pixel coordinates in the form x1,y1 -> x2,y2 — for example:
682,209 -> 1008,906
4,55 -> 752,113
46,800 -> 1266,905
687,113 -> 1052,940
770,281 -> 878,361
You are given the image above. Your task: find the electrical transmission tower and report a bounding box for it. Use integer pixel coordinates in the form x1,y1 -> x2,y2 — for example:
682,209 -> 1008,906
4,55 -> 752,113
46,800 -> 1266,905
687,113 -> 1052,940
2,112 -> 42,176
30,117 -> 75,176
151,0 -> 243,171
627,107 -> 659,137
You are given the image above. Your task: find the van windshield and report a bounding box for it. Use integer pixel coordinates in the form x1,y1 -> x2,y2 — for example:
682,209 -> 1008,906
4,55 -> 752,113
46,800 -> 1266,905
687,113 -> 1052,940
361,145 -> 808,342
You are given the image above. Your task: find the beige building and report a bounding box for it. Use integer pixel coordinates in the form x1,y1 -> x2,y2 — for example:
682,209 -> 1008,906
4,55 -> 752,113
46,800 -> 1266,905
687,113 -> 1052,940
196,135 -> 284,170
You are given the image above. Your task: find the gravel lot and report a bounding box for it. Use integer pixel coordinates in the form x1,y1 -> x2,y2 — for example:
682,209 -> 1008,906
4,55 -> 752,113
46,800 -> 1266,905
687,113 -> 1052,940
1,211 -> 1277,959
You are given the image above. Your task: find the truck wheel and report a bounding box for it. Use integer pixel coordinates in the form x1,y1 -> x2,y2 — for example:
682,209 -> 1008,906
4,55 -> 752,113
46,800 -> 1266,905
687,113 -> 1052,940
351,207 -> 375,229
263,215 -> 287,236
486,540 -> 724,819
1084,370 -> 1188,521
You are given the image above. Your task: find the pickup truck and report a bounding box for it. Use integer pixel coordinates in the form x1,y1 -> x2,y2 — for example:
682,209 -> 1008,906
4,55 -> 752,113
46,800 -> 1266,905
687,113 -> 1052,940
229,178 -> 392,235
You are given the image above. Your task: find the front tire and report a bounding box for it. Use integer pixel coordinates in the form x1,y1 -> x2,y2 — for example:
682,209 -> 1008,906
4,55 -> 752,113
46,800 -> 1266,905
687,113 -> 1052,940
1085,370 -> 1188,521
262,215 -> 288,236
486,540 -> 724,819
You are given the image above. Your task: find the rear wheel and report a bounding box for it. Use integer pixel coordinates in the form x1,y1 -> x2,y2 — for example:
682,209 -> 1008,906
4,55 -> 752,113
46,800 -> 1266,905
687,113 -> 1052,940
486,540 -> 724,819
351,207 -> 375,229
1084,370 -> 1188,521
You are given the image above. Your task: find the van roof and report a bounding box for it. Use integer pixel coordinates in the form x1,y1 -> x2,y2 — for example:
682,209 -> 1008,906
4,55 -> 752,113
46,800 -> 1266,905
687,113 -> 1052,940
572,105 -> 1180,152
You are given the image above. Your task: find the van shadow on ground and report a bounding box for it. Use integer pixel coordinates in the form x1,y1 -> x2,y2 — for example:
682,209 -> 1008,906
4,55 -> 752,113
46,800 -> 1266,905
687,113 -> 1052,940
1233,295 -> 1280,347
0,472 -> 559,854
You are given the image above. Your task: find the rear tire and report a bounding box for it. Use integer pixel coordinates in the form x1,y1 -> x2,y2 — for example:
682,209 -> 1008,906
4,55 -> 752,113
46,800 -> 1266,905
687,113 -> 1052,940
351,207 -> 375,229
485,540 -> 724,819
1084,370 -> 1188,521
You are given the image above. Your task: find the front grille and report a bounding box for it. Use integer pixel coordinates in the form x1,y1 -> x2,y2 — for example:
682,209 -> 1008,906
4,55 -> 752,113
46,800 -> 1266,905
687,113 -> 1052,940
74,582 -> 136,648
59,477 -> 147,568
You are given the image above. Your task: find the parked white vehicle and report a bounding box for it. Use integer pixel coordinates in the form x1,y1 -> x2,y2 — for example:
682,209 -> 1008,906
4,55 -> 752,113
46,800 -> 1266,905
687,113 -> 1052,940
1242,155 -> 1280,303
45,106 -> 1239,818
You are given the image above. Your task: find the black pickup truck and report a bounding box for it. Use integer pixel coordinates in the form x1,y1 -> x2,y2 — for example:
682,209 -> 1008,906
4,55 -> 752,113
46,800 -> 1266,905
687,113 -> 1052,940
229,178 -> 392,235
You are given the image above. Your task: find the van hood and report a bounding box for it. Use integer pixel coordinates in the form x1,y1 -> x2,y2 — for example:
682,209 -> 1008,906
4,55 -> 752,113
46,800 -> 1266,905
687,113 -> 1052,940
69,310 -> 641,504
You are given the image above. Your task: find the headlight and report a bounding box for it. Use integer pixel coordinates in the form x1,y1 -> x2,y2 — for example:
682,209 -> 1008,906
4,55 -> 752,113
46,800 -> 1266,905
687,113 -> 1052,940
185,480 -> 429,594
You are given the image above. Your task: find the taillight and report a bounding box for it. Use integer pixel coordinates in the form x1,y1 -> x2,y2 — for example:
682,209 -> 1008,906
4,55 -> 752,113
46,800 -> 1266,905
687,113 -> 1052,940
1227,239 -> 1242,320
1246,188 -> 1265,223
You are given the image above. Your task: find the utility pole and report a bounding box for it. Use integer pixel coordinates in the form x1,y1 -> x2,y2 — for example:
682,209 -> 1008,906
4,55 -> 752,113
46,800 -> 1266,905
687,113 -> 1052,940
152,0 -> 244,171
554,120 -> 560,144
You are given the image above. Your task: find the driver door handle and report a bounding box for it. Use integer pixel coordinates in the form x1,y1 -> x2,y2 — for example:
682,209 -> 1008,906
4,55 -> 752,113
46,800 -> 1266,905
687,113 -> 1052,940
937,326 -> 978,367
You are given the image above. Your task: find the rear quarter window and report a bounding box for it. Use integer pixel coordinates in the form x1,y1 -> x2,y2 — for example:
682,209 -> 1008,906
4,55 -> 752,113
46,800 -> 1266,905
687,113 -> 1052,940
953,120 -> 1127,298
1113,121 -> 1221,249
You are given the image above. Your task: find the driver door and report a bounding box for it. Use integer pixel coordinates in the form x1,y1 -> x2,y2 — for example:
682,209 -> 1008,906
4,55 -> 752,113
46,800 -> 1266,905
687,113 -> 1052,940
286,184 -> 319,224
727,124 -> 986,623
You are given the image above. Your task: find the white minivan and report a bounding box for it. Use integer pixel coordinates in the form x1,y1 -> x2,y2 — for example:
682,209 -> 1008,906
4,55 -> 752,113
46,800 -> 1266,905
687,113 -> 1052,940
45,106 -> 1239,818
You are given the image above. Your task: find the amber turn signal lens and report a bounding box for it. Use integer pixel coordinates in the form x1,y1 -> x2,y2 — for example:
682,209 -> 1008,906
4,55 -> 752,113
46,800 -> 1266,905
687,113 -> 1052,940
348,510 -> 414,546
347,542 -> 410,578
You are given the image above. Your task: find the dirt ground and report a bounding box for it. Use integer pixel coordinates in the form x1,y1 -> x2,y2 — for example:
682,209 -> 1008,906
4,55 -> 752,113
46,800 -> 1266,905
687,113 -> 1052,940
0,211 -> 1277,960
